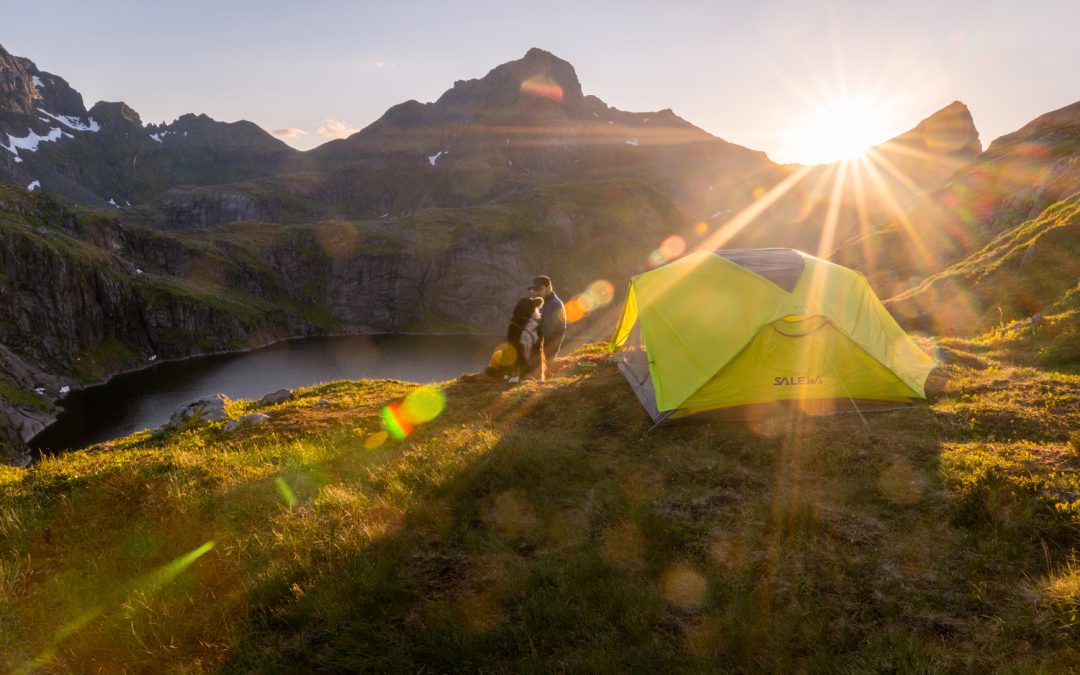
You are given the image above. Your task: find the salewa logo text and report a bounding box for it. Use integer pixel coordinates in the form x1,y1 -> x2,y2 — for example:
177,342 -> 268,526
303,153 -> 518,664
773,376 -> 824,385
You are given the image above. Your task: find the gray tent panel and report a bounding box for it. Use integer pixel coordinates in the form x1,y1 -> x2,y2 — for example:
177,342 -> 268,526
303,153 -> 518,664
713,248 -> 805,293
617,360 -> 662,423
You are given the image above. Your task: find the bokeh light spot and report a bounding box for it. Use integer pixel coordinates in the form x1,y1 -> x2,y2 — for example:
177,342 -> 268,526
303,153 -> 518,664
659,235 -> 686,260
492,342 -> 518,367
587,279 -> 614,305
600,522 -> 646,571
565,298 -> 586,323
753,186 -> 767,199
274,477 -> 297,508
876,460 -> 925,505
457,590 -> 505,632
365,431 -> 388,449
403,385 -> 446,425
487,490 -> 538,539
662,562 -> 708,609
695,222 -> 709,235
520,75 -> 564,102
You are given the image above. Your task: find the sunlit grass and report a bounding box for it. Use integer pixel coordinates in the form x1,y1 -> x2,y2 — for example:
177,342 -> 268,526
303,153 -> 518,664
1,341 -> 1079,671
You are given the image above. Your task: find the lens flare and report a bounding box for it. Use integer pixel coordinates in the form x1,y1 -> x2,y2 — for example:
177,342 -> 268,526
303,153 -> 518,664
695,222 -> 709,235
380,386 -> 447,439
274,477 -> 297,508
565,298 -> 586,323
380,403 -> 413,440
492,342 -> 518,367
402,385 -> 446,424
661,562 -> 708,609
659,235 -> 686,259
365,431 -> 388,449
564,279 -> 615,323
520,75 -> 564,102
650,235 -> 687,267
587,279 -> 614,305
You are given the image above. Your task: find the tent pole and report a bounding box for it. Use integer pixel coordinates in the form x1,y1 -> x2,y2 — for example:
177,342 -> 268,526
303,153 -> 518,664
826,355 -> 871,432
643,411 -> 674,438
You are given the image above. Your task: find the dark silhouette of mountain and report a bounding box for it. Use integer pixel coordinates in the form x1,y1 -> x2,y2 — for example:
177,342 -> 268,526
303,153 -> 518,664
2,45 -> 979,235
0,43 -> 297,207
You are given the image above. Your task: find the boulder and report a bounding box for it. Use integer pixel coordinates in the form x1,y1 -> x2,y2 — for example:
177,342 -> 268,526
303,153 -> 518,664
165,394 -> 229,430
223,412 -> 269,433
258,389 -> 292,406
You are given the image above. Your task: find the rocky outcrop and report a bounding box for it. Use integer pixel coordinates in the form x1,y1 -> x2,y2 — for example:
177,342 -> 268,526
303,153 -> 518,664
223,412 -> 269,433
258,389 -> 292,406
158,188 -> 260,229
166,394 -> 229,430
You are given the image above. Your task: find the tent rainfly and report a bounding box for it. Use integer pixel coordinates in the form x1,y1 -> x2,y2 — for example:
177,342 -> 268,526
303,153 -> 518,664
609,248 -> 938,422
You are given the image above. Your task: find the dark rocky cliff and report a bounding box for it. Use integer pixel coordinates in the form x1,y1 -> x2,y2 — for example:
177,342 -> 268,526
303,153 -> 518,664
0,178 -> 687,464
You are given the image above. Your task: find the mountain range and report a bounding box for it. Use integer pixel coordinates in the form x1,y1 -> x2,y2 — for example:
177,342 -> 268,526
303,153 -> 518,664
0,44 -> 1077,465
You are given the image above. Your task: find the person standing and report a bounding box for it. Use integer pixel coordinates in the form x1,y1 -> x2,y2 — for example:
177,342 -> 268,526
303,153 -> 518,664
529,275 -> 566,363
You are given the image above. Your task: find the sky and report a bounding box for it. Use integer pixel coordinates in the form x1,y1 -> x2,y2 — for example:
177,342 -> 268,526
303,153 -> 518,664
3,0 -> 1078,164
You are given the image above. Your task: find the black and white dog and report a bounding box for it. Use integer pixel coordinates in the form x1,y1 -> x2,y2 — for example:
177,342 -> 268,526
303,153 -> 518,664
486,297 -> 546,382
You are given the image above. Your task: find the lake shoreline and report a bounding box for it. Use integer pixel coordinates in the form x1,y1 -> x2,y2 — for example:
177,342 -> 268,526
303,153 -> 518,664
31,330 -> 537,453
27,328 -> 503,440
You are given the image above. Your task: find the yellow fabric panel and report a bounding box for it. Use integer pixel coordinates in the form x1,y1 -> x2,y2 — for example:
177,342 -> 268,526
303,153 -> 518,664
792,256 -> 937,398
607,249 -> 938,413
679,319 -> 920,411
610,284 -> 639,350
629,252 -> 794,411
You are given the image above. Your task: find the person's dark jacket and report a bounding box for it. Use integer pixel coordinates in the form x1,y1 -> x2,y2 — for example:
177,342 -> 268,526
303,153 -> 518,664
539,292 -> 566,361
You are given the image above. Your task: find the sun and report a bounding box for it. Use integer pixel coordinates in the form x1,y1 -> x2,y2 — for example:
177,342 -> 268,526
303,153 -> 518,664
786,97 -> 893,165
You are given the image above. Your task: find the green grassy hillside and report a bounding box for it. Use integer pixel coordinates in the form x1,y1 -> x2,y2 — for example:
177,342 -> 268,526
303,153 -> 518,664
887,193 -> 1080,336
2,338 -> 1079,672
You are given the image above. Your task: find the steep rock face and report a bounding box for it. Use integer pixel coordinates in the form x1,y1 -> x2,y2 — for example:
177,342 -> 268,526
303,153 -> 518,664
0,177 -> 688,463
158,188 -> 260,229
0,190 -> 312,463
0,44 -> 85,117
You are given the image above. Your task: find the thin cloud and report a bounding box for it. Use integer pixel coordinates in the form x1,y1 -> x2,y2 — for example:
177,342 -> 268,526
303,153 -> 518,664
272,128 -> 309,138
316,119 -> 359,140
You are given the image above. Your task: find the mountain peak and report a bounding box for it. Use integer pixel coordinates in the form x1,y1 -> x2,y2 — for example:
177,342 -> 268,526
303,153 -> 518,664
884,100 -> 981,157
523,47 -> 558,60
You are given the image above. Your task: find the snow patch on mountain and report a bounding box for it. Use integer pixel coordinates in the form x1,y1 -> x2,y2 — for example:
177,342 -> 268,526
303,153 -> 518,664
1,127 -> 67,158
27,180 -> 40,191
31,75 -> 44,89
37,108 -> 100,133
428,150 -> 448,166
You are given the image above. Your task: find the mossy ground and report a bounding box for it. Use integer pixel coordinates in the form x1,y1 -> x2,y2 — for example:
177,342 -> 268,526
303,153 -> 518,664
1,334 -> 1078,672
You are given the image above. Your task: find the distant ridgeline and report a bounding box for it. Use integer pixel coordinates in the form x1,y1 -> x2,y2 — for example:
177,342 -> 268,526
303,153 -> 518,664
1,42 -> 1078,465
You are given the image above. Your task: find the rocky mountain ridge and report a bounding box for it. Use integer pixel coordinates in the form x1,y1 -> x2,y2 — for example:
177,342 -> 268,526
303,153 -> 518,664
6,44 -> 1071,469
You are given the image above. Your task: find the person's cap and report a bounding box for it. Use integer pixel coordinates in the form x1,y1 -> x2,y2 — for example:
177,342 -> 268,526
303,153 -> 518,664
529,275 -> 552,290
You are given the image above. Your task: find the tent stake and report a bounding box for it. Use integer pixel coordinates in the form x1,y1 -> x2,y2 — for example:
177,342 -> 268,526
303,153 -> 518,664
642,411 -> 674,438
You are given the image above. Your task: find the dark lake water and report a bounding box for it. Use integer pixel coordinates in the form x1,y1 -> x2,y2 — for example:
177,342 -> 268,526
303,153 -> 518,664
30,334 -> 537,454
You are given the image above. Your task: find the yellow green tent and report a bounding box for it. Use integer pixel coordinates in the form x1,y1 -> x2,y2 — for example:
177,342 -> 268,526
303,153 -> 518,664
609,248 -> 937,422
